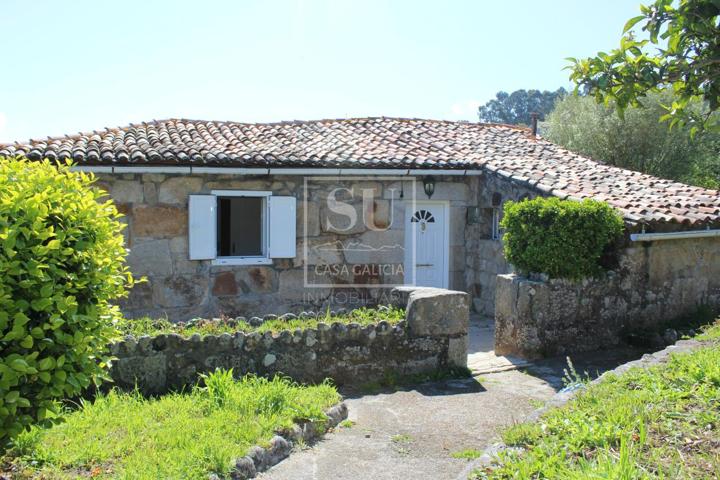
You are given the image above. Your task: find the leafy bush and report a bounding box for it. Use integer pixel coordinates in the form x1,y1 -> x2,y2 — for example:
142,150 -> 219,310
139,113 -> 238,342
0,157 -> 135,445
501,197 -> 624,279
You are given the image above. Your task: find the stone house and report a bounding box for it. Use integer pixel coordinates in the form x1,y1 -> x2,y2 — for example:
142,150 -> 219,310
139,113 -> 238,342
3,117 -> 720,322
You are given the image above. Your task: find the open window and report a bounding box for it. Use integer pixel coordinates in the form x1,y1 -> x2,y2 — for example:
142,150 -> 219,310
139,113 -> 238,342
188,191 -> 296,265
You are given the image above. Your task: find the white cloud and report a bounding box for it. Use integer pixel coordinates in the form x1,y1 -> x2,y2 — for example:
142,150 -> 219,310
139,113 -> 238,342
449,100 -> 481,120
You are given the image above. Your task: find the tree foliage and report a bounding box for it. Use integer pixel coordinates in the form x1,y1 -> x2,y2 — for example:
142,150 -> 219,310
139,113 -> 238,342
0,157 -> 135,445
544,90 -> 720,188
477,88 -> 567,125
501,197 -> 624,280
568,0 -> 720,133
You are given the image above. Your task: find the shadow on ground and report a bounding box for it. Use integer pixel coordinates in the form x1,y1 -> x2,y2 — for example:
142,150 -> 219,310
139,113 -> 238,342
340,375 -> 487,400
523,345 -> 652,390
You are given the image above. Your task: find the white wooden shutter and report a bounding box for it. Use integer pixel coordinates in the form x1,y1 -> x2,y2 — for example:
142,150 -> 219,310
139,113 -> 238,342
268,196 -> 296,258
188,195 -> 217,260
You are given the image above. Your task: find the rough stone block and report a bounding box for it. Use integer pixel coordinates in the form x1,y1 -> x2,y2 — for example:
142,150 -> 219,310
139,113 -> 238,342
126,239 -> 172,276
319,202 -> 366,235
296,236 -> 345,267
119,281 -> 154,310
113,354 -> 167,394
142,173 -> 166,183
112,180 -> 144,204
153,275 -> 209,308
169,236 -> 188,254
212,271 -> 238,296
366,199 -> 393,230
298,199 -> 320,237
450,245 -> 466,272
403,287 -> 470,337
342,229 -> 404,264
143,182 -> 158,205
158,176 -> 203,204
447,335 -> 469,368
173,255 -> 200,274
132,205 -> 188,238
237,267 -> 278,293
449,206 -> 466,246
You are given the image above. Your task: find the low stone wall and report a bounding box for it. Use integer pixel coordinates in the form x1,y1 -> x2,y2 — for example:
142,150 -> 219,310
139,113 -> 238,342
110,287 -> 470,394
495,237 -> 720,359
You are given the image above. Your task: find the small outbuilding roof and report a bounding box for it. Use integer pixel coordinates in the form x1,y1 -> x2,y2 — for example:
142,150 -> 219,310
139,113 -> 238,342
1,117 -> 719,227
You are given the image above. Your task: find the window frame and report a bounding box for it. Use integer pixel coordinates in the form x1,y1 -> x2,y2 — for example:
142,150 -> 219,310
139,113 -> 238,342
491,207 -> 502,241
211,190 -> 273,266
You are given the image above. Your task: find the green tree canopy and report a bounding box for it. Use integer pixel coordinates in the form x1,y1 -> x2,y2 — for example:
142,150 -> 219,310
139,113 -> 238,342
477,88 -> 566,125
544,90 -> 720,188
568,0 -> 720,132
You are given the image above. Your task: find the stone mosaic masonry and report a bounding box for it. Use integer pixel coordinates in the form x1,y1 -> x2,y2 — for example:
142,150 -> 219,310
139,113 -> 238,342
494,237 -> 720,359
109,287 -> 470,394
97,171 -> 532,321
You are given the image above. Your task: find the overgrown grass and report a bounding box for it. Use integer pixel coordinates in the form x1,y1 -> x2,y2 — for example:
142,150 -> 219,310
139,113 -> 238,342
3,371 -> 340,479
118,306 -> 405,338
451,449 -> 482,460
471,321 -> 720,479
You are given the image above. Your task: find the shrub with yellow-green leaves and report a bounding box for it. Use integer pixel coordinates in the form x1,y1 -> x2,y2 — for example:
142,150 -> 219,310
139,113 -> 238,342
0,157 -> 135,446
501,197 -> 624,280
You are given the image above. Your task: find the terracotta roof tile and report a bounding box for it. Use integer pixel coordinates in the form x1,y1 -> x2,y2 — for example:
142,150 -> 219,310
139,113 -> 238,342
1,116 -> 719,227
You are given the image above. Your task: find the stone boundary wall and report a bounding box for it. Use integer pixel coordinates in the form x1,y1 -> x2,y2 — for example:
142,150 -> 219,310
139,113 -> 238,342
110,287 -> 470,394
494,237 -> 720,359
231,402 -> 348,480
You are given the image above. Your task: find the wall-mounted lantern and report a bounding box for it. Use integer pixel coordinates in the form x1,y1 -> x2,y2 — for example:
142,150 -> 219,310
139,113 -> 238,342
423,175 -> 436,199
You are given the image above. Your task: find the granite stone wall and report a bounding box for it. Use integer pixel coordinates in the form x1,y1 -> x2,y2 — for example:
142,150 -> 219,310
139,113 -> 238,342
463,173 -> 541,317
494,237 -> 720,359
94,171 -> 514,320
109,287 -> 470,394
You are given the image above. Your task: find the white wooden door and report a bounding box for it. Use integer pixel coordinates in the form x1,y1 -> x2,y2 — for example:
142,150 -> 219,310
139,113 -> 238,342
404,202 -> 448,288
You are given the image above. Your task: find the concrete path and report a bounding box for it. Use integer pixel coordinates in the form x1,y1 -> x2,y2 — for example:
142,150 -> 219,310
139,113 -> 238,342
261,370 -> 555,480
466,315 -> 532,375
261,317 -> 646,480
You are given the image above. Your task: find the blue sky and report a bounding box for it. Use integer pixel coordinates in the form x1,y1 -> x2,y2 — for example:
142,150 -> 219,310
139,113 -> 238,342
0,0 -> 641,143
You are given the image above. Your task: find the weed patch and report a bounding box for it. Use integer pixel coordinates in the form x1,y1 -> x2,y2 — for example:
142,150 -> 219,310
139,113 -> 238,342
471,321 -> 720,479
451,449 -> 482,460
2,371 -> 340,479
119,306 -> 404,338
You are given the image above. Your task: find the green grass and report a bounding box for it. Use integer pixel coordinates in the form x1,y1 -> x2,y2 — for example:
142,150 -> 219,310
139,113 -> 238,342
3,371 -> 340,479
391,434 -> 412,443
471,321 -> 720,479
451,449 -> 482,460
117,306 -> 405,338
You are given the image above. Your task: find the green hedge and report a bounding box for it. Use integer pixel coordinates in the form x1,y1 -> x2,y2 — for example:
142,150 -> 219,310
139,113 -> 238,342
0,157 -> 135,445
500,197 -> 624,279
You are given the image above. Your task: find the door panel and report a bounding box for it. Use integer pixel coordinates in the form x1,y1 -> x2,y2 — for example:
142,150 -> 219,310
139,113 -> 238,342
405,203 -> 448,288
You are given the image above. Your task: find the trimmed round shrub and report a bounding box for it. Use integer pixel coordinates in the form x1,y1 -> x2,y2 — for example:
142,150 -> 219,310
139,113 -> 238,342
0,157 -> 135,445
500,197 -> 624,279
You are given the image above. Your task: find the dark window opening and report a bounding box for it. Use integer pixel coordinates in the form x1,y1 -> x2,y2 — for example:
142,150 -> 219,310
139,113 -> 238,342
217,197 -> 263,257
